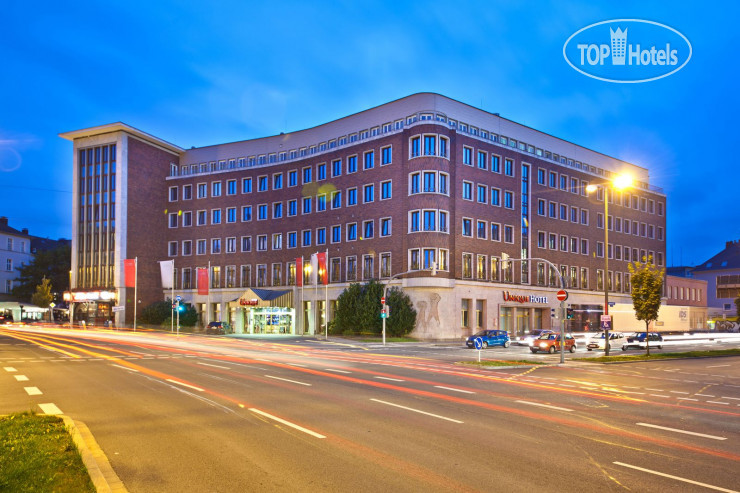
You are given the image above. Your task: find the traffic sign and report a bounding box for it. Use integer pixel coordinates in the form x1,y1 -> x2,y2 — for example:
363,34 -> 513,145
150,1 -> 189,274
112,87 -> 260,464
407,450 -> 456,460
556,290 -> 568,301
474,337 -> 483,350
176,295 -> 182,301
112,306 -> 125,312
600,315 -> 612,330
381,297 -> 386,305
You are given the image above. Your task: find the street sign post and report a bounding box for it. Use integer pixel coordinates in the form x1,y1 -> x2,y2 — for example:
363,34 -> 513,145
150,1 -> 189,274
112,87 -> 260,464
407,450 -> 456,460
474,337 -> 483,362
556,290 -> 568,302
600,315 -> 612,331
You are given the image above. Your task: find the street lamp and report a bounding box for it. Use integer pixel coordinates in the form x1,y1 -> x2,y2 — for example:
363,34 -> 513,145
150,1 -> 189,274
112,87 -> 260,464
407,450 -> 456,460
586,173 -> 632,355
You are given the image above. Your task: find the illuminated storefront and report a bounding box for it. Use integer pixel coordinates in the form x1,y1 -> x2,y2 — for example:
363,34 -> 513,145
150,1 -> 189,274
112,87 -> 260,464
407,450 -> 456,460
229,288 -> 295,334
64,290 -> 117,326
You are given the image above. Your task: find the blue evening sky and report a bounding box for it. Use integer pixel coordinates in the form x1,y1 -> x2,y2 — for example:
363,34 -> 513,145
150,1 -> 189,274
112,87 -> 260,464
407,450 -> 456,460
1,1 -> 737,266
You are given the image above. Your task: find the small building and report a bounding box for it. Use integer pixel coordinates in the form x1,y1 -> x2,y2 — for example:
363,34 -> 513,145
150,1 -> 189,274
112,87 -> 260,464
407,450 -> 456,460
662,274 -> 708,331
691,240 -> 740,318
0,217 -> 32,296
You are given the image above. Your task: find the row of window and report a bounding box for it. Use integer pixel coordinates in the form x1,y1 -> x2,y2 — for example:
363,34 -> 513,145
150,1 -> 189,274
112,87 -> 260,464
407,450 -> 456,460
168,149 -> 392,202
2,238 -> 27,253
460,218 -> 515,243
461,181 -> 516,208
167,219 -> 394,257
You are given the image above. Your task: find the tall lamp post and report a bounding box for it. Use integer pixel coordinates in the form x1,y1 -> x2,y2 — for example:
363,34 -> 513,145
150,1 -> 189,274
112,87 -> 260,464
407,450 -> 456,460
586,174 -> 632,356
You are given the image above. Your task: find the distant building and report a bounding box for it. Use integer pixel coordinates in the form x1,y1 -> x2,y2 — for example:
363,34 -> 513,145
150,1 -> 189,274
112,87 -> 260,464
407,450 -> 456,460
30,237 -> 71,255
662,275 -> 707,330
0,216 -> 32,296
691,240 -> 740,317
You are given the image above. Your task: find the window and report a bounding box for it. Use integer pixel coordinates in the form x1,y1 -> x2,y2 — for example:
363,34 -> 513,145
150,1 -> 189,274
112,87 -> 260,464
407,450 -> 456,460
258,204 -> 267,220
363,220 -> 374,239
288,231 -> 297,248
317,194 -> 326,212
439,211 -> 448,232
462,181 -> 473,200
463,146 -> 472,166
197,183 -> 207,198
537,168 -> 545,185
380,217 -> 391,237
581,209 -> 589,225
197,239 -> 207,255
381,146 -> 392,165
549,171 -> 557,188
212,181 -> 222,197
491,223 -> 500,241
169,186 -> 178,202
303,167 -> 312,184
477,184 -> 487,203
168,241 -> 177,256
257,235 -> 267,251
347,155 -> 357,173
549,233 -> 556,250
227,207 -> 237,223
439,173 -> 449,194
273,174 -> 283,190
363,184 -> 374,203
570,207 -> 578,223
462,253 -> 472,279
273,202 -> 283,218
491,187 -> 501,206
560,235 -> 568,251
362,255 -> 375,280
491,155 -> 500,173
477,220 -> 487,239
409,211 -> 420,232
302,230 -> 312,247
410,136 -> 420,157
226,179 -> 237,195
559,204 -> 567,220
559,175 -> 567,191
504,225 -> 514,243
317,227 -> 326,245
242,177 -> 252,194
347,256 -> 357,281
424,135 -> 436,156
183,185 -> 192,200
302,197 -> 312,214
331,191 -> 342,209
477,150 -> 487,170
332,159 -> 342,177
423,210 -> 436,231
288,199 -> 297,216
168,213 -> 178,228
211,238 -> 222,254
241,236 -> 252,252
182,240 -> 192,256
504,191 -> 514,209
462,218 -> 472,237
364,151 -> 374,170
347,187 -> 357,206
332,225 -> 341,243
347,223 -> 357,241
439,137 -> 448,158
331,258 -> 341,283
381,253 -> 392,277
212,209 -> 222,224
381,180 -> 392,199
317,163 -> 326,180
504,159 -> 514,176
423,172 -> 436,192
289,170 -> 298,187
537,199 -> 546,216
410,172 -> 420,194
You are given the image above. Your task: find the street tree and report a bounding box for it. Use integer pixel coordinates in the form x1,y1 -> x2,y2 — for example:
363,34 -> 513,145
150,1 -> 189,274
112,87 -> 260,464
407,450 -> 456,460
735,295 -> 740,320
12,244 -> 71,303
333,280 -> 416,336
31,278 -> 53,321
628,256 -> 665,356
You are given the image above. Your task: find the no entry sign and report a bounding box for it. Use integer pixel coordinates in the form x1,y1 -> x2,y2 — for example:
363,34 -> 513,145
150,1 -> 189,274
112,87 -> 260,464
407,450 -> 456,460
556,290 -> 568,302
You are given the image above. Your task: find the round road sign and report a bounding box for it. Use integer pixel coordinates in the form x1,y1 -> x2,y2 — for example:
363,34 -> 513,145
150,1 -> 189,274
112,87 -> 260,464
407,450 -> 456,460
556,290 -> 568,302
381,297 -> 386,304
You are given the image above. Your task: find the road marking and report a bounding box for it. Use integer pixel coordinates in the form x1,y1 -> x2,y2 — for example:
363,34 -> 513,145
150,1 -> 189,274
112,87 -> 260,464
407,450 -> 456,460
166,379 -> 204,392
38,403 -> 63,415
434,386 -> 476,394
111,364 -> 139,372
323,368 -> 351,374
3,367 -> 17,372
670,391 -> 689,394
706,364 -> 730,368
248,408 -> 325,439
707,401 -> 730,405
515,400 -> 573,412
695,394 -> 715,398
677,397 -> 698,401
649,394 -> 670,398
374,376 -> 405,382
197,362 -> 231,370
613,462 -> 738,492
14,375 -> 29,381
24,387 -> 42,395
371,398 -> 464,423
265,375 -> 312,386
636,423 -> 726,441
722,397 -> 740,401
285,363 -> 309,368
645,388 -> 665,392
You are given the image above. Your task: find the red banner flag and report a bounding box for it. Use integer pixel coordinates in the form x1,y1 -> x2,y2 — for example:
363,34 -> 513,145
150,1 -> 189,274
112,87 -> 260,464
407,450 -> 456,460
317,251 -> 328,285
197,267 -> 209,295
296,257 -> 303,287
124,259 -> 136,287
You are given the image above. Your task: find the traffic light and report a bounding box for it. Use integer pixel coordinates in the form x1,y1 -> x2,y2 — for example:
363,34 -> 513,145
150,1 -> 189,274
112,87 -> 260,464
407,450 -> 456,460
177,303 -> 185,312
566,308 -> 574,319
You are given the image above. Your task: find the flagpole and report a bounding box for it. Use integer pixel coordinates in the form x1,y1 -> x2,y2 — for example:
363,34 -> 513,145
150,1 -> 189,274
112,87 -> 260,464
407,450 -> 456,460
325,249 -> 329,340
133,257 -> 138,332
171,260 -> 175,333
299,257 -> 304,335
207,260 -> 211,326
314,252 -> 318,336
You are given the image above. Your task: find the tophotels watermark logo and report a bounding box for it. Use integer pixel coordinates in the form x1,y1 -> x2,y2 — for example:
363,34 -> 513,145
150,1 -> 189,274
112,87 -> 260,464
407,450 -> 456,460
563,19 -> 692,83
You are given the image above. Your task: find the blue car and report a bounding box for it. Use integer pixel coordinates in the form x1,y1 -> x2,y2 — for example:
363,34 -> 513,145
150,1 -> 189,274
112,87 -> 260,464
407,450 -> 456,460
466,330 -> 510,349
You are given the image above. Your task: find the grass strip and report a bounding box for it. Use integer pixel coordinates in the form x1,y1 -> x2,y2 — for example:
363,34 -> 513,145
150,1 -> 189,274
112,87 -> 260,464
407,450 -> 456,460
459,359 -> 545,367
582,348 -> 740,363
0,412 -> 94,493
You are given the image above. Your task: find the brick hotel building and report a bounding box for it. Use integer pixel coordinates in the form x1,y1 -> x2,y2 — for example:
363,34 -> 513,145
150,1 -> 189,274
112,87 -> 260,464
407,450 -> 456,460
60,93 -> 667,339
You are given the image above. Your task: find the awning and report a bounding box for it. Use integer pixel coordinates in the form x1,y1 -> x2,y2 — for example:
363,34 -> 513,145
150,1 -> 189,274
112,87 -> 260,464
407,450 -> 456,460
229,288 -> 294,308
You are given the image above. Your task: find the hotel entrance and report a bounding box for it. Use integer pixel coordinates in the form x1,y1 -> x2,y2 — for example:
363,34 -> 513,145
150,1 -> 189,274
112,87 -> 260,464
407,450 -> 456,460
229,288 -> 295,334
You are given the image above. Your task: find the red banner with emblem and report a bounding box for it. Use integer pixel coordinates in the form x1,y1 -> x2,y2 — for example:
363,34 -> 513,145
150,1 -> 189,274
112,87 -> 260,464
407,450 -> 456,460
123,259 -> 136,287
197,267 -> 209,295
296,257 -> 303,287
317,251 -> 328,285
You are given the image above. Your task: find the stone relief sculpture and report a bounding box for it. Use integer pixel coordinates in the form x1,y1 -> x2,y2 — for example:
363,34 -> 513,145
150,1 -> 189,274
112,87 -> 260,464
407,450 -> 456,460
414,292 -> 442,335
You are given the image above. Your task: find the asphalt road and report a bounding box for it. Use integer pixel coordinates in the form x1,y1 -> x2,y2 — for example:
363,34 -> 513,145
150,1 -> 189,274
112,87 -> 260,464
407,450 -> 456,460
1,327 -> 738,492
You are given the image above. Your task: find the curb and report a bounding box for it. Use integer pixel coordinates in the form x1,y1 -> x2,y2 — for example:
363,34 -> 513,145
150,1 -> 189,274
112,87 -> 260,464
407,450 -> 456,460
61,415 -> 128,493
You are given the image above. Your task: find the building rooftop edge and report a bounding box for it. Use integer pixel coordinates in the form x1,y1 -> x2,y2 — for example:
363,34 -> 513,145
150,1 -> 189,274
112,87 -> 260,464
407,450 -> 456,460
59,122 -> 184,154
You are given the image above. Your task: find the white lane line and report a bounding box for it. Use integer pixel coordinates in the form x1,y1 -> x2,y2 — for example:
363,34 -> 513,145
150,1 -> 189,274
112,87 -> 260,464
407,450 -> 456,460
722,397 -> 740,401
3,367 -> 17,372
323,368 -> 351,374
645,388 -> 665,392
670,391 -> 689,394
111,364 -> 139,372
165,379 -> 204,392
197,362 -> 231,370
285,363 -> 309,368
613,462 -> 738,492
636,423 -> 726,441
434,385 -> 476,394
677,397 -> 698,401
254,358 -> 272,362
14,375 -> 29,381
374,376 -> 405,382
264,375 -> 312,386
24,387 -> 42,396
708,401 -> 729,405
515,400 -> 573,412
38,403 -> 63,415
695,393 -> 715,398
558,384 -> 575,388
706,364 -> 730,368
371,398 -> 464,423
248,408 -> 325,439
649,394 -> 670,398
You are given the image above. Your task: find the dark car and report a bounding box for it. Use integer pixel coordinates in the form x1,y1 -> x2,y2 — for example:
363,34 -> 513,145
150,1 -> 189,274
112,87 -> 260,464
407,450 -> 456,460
530,333 -> 576,353
622,332 -> 663,350
466,329 -> 510,349
205,321 -> 227,335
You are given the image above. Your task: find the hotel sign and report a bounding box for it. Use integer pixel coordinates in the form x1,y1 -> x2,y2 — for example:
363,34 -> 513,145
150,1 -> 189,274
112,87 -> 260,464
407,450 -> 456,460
239,298 -> 259,306
503,291 -> 548,304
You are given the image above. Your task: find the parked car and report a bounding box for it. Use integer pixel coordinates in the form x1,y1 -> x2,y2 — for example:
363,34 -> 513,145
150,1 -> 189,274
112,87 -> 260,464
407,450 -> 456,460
622,332 -> 663,350
466,329 -> 511,349
205,321 -> 228,335
516,329 -> 555,346
530,333 -> 577,353
586,332 -> 625,351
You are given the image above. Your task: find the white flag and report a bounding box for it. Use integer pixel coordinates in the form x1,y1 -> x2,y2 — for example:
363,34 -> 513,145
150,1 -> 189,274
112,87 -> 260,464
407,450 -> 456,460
159,260 -> 174,289
310,253 -> 318,285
